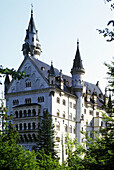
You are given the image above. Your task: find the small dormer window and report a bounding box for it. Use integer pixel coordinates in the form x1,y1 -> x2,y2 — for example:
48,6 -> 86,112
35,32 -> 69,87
25,98 -> 31,104
26,81 -> 31,87
38,96 -> 44,103
41,67 -> 45,71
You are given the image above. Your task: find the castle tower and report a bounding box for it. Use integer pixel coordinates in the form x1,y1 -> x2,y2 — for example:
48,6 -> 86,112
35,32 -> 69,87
71,40 -> 85,144
48,61 -> 56,86
22,7 -> 41,58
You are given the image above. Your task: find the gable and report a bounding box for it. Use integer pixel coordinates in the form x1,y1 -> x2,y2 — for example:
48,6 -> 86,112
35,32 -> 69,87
8,57 -> 49,93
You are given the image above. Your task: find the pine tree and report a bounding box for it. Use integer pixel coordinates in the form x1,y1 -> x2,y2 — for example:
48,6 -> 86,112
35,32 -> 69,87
82,59 -> 114,170
37,109 -> 58,159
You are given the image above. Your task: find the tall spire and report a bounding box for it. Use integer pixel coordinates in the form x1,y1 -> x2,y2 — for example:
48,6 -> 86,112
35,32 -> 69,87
71,40 -> 85,74
22,6 -> 41,58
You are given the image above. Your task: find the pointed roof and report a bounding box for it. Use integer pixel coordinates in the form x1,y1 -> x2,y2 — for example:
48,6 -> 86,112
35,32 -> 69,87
25,8 -> 37,41
49,61 -> 55,76
4,74 -> 10,84
71,40 -> 85,74
28,8 -> 37,33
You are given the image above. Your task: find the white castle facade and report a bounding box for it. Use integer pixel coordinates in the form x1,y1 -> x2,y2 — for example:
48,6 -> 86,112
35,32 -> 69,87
5,9 -> 108,162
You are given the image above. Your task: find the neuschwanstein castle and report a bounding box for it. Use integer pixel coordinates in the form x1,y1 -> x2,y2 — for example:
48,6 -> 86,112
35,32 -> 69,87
5,9 -> 108,162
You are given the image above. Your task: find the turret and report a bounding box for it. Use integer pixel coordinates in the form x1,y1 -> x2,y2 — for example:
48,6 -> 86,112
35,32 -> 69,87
48,61 -> 55,86
22,7 -> 41,58
71,40 -> 85,144
71,40 -> 85,90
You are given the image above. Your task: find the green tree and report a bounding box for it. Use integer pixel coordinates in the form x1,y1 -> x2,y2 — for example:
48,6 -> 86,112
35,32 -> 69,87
97,0 -> 114,41
37,149 -> 62,170
65,133 -> 84,170
0,65 -> 28,80
0,68 -> 37,169
37,109 -> 58,159
0,113 -> 38,170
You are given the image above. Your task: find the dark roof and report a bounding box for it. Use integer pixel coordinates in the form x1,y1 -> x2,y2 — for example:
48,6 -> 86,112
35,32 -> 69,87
4,74 -> 10,84
29,56 -> 104,107
30,57 -> 60,80
28,9 -> 37,33
72,41 -> 84,71
49,62 -> 55,76
25,9 -> 37,41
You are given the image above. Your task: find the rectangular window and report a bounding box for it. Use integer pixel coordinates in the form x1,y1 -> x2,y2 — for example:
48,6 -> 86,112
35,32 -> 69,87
89,110 -> 93,115
57,97 -> 60,104
70,102 -> 72,108
56,124 -> 60,131
63,99 -> 66,106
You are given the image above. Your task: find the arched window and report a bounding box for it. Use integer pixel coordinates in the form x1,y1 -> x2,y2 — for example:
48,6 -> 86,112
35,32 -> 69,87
56,97 -> 60,104
63,113 -> 65,118
32,134 -> 37,141
32,122 -> 36,129
20,124 -> 22,130
25,98 -> 31,104
63,99 -> 66,106
19,110 -> 22,118
28,134 -> 32,141
28,110 -> 31,117
28,123 -> 31,130
26,81 -> 31,87
24,110 -> 27,117
24,134 -> 28,142
57,110 -> 60,117
65,124 -> 67,132
24,123 -> 26,130
42,97 -> 44,102
32,109 -> 36,116
15,111 -> 18,118
38,96 -> 44,103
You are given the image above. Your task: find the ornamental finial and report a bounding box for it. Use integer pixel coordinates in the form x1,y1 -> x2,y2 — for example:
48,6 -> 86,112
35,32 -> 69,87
31,3 -> 33,15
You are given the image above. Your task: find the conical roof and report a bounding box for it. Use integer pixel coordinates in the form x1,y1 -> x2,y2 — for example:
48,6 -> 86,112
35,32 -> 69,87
71,40 -> 85,74
25,8 -> 37,41
49,61 -> 55,76
28,8 -> 36,33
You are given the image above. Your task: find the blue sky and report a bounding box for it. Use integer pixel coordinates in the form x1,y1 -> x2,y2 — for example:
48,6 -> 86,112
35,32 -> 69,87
0,0 -> 114,95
